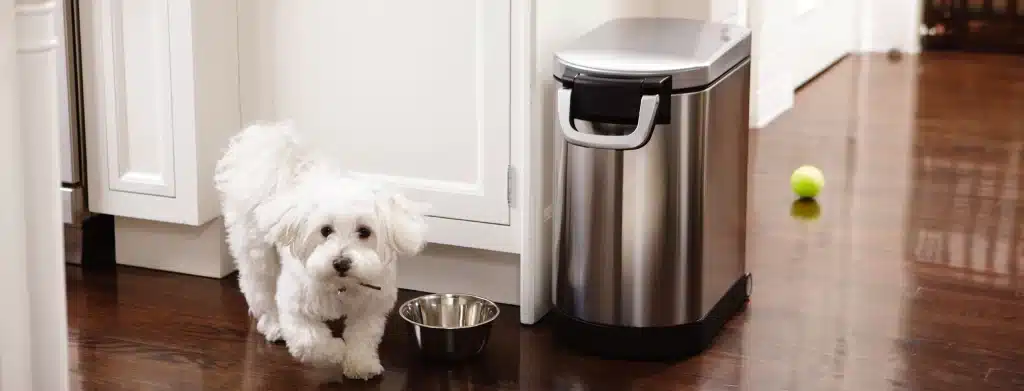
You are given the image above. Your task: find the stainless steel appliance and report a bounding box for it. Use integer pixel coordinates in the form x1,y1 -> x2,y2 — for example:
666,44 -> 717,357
58,0 -> 113,266
551,18 -> 753,360
57,0 -> 87,228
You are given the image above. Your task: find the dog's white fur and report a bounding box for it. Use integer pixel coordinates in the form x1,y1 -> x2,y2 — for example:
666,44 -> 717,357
213,121 -> 428,379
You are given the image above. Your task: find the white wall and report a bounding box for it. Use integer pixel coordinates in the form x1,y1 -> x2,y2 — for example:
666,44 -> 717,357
661,0 -> 745,24
744,0 -> 920,127
859,0 -> 922,53
748,0 -> 796,128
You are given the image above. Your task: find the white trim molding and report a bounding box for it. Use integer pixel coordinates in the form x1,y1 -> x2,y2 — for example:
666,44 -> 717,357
516,0 -> 546,324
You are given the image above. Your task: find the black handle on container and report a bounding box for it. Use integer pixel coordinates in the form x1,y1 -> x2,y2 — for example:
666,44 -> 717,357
559,73 -> 672,127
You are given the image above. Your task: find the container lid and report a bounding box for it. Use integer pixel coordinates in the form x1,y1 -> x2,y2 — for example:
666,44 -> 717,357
554,18 -> 751,90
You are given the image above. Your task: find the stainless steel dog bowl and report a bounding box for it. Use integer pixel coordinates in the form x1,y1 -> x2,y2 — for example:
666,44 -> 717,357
398,293 -> 500,361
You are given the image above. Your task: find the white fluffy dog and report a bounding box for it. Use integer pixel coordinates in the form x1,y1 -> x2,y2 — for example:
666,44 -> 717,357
213,121 -> 428,379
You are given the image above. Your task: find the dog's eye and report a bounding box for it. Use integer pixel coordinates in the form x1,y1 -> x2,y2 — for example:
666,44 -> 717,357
356,226 -> 372,239
320,225 -> 334,237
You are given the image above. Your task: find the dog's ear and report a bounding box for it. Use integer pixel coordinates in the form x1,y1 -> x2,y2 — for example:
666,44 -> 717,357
287,227 -> 322,262
254,193 -> 322,261
376,192 -> 430,256
253,190 -> 307,250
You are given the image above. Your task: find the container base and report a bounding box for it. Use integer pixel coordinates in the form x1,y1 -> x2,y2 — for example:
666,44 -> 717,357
551,273 -> 751,361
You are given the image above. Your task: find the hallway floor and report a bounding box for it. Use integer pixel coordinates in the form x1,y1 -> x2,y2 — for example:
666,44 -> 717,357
67,53 -> 1024,391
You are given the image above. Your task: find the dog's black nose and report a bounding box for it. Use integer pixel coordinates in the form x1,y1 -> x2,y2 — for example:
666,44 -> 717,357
333,257 -> 352,275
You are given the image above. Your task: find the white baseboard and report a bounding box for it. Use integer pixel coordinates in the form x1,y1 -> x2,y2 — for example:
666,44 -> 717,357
114,217 -> 235,278
397,243 -> 520,306
114,217 -> 523,316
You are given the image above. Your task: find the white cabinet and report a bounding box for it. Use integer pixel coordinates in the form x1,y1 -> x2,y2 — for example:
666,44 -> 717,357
238,0 -> 514,251
80,0 -> 240,226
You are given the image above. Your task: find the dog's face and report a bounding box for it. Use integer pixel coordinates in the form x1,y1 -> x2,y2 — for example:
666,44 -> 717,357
255,179 -> 429,285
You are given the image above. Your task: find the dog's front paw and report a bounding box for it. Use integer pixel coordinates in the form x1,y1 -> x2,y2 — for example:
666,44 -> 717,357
256,314 -> 282,342
289,338 -> 347,367
342,348 -> 384,380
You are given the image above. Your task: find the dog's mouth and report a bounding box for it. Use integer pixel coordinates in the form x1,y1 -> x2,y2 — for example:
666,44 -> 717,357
338,282 -> 382,294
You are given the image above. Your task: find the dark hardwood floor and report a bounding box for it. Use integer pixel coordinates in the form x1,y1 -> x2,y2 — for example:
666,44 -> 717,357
67,53 -> 1024,390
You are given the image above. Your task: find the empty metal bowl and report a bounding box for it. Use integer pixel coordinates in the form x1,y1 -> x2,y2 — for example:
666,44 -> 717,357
398,293 -> 500,361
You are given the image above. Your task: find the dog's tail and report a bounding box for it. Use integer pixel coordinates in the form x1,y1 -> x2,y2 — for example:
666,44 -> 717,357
214,120 -> 313,209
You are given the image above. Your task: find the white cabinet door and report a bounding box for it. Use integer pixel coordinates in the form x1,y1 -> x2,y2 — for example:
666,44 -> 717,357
81,0 -> 240,226
242,0 -> 511,225
791,0 -> 855,87
83,0 -> 178,199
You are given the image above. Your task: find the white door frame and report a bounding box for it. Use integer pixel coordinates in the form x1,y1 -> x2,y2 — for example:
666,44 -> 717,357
3,0 -> 71,390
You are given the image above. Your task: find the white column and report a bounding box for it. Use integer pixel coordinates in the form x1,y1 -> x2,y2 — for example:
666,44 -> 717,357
7,1 -> 71,390
0,0 -> 34,388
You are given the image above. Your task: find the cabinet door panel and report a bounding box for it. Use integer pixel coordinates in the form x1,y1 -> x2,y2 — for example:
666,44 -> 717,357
242,0 -> 511,225
86,0 -> 177,197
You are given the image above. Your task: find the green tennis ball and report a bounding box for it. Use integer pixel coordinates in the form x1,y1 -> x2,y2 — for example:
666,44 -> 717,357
791,165 -> 824,198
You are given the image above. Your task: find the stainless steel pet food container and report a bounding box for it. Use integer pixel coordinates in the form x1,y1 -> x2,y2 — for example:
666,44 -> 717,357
551,17 -> 753,360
